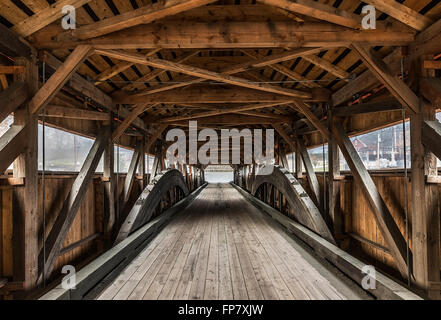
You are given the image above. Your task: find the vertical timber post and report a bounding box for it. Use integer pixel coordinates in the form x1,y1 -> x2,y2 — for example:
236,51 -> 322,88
328,108 -> 343,237
138,136 -> 146,190
103,112 -> 115,241
411,58 -> 440,298
295,139 -> 303,179
13,56 -> 38,292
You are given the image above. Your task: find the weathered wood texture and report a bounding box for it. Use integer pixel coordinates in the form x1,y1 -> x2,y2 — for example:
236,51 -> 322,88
98,184 -> 365,300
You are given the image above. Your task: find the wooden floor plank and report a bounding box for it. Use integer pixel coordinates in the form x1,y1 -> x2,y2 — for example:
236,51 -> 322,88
98,183 -> 362,300
203,192 -> 220,300
172,193 -> 212,299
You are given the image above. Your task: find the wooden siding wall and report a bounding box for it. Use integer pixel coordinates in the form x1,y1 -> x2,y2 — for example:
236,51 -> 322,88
305,174 -> 441,279
244,170 -> 440,281
0,174 -> 134,285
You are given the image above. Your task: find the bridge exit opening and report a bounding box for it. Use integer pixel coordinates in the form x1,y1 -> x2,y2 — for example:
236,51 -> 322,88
204,165 -> 234,183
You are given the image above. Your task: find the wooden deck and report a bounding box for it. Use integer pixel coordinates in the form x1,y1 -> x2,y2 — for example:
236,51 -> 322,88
97,184 -> 368,300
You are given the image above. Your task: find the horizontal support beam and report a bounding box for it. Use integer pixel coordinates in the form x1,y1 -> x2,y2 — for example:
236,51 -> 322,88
115,85 -> 328,104
333,99 -> 402,116
34,21 -> 415,50
157,102 -> 292,123
0,66 -> 25,74
43,105 -> 110,121
171,114 -> 287,125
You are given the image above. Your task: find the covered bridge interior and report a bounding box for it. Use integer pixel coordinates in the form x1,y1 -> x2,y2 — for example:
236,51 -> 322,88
0,0 -> 440,300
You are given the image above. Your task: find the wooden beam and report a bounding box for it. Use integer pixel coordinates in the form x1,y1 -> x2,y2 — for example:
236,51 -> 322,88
0,75 -> 8,89
410,19 -> 441,58
363,0 -> 433,31
351,44 -> 419,114
242,50 -> 321,89
131,47 -> 324,96
332,49 -> 402,107
157,102 -> 292,123
420,77 -> 441,107
40,127 -> 111,280
0,82 -> 27,123
94,49 -> 160,85
297,137 -> 321,207
149,155 -> 160,183
122,145 -> 142,208
116,86 -> 299,104
293,100 -> 331,141
12,57 -> 39,291
61,0 -> 217,40
145,124 -> 168,153
172,114 -> 285,125
120,51 -> 199,92
12,0 -> 92,37
332,122 -> 411,278
43,105 -> 109,121
38,21 -> 415,50
95,49 -> 312,99
103,123 -> 115,237
302,55 -> 350,80
0,23 -> 32,58
0,66 -> 25,74
237,47 -> 324,70
333,99 -> 402,116
272,123 -> 296,151
38,51 -> 153,135
29,45 -> 92,114
423,60 -> 441,70
327,109 -> 342,235
411,104 -> 440,299
39,51 -> 112,107
257,0 -> 362,29
422,121 -> 441,163
112,104 -> 154,142
0,125 -> 27,174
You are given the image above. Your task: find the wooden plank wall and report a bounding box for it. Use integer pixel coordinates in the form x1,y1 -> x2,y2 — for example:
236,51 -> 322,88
247,172 -> 440,281
0,188 -> 13,279
308,174 -> 439,279
1,167 -> 196,293
0,174 -> 129,286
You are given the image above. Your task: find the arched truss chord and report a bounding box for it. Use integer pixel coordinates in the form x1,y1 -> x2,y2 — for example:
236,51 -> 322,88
251,165 -> 336,244
115,169 -> 189,244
